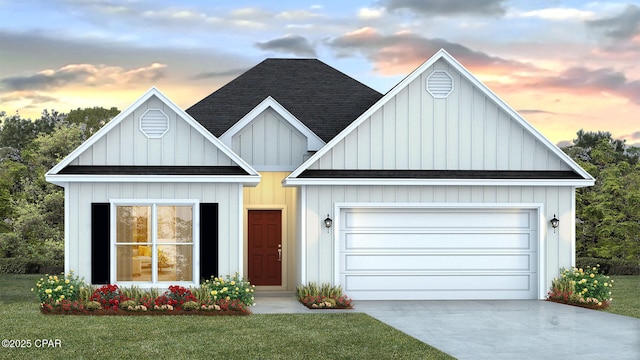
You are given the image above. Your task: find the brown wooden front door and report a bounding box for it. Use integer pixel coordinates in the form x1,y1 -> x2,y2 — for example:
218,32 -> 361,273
248,210 -> 282,286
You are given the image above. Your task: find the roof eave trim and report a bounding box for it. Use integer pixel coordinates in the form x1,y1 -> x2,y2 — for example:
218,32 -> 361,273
45,174 -> 261,185
282,178 -> 595,187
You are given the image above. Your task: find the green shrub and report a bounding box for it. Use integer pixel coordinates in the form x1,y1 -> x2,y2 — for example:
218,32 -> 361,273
84,300 -> 102,311
548,266 -> 613,308
576,257 -> 640,275
119,299 -> 138,309
32,271 -> 87,304
182,301 -> 200,311
202,273 -> 255,306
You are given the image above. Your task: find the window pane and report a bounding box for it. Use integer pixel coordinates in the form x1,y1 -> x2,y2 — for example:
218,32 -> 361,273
157,206 -> 192,243
157,245 -> 193,282
116,206 -> 151,244
116,245 -> 151,282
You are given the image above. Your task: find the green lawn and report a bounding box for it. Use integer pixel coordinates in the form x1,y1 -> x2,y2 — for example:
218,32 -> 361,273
0,274 -> 453,360
604,275 -> 640,318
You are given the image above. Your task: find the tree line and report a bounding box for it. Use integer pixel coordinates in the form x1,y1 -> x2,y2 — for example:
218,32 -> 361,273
0,108 -> 638,273
0,107 -> 119,272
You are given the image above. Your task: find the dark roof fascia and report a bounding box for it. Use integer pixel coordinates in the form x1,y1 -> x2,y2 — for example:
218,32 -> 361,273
58,165 -> 249,176
297,170 -> 583,180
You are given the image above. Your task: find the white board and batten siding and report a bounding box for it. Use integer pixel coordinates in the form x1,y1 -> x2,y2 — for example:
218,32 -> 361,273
301,185 -> 576,300
310,58 -> 572,172
231,108 -> 313,171
69,95 -> 235,167
65,182 -> 243,281
338,206 -> 538,300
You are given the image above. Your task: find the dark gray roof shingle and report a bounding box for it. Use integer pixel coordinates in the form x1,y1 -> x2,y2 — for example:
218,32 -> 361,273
186,59 -> 383,142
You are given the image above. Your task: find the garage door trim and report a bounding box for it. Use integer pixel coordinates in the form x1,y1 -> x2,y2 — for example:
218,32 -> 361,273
333,203 -> 546,299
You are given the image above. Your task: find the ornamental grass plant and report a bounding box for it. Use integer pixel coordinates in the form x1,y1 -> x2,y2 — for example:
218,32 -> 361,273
296,282 -> 353,309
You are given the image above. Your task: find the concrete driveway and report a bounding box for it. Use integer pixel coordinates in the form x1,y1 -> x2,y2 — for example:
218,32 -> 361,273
253,297 -> 640,359
355,300 -> 640,360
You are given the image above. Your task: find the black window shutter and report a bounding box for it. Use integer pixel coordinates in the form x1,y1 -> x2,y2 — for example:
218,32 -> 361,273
200,203 -> 219,280
91,203 -> 111,284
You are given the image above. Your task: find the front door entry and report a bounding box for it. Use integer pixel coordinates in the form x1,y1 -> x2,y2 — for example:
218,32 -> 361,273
248,210 -> 282,286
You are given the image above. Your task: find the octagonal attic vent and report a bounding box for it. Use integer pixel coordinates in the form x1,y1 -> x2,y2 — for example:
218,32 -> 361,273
426,70 -> 453,98
140,109 -> 169,138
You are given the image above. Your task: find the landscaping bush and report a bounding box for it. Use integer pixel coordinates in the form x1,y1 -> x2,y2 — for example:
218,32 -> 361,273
33,272 -> 254,315
32,271 -> 87,305
296,282 -> 353,309
90,284 -> 125,310
548,266 -> 613,309
202,272 -> 256,306
576,257 -> 640,275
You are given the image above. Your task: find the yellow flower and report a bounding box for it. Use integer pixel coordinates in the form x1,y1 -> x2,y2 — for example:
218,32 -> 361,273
31,288 -> 34,292
65,279 -> 70,284
593,280 -> 598,284
590,273 -> 595,278
211,290 -> 218,295
579,268 -> 583,273
45,289 -> 52,294
226,296 -> 230,300
60,295 -> 65,300
598,302 -> 602,306
222,287 -> 228,293
230,281 -> 236,286
53,276 -> 58,281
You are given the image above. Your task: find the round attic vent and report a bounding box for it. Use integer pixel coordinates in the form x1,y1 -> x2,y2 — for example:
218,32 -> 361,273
426,70 -> 453,98
140,109 -> 169,138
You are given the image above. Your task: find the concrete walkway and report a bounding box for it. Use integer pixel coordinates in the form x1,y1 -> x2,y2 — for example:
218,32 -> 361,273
253,296 -> 640,360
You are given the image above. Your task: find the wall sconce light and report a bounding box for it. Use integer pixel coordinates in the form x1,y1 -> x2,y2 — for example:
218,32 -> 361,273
550,214 -> 559,233
324,214 -> 332,233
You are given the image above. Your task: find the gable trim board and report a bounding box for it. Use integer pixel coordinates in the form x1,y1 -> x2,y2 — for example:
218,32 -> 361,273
219,96 -> 325,152
45,87 -> 260,186
285,49 -> 594,187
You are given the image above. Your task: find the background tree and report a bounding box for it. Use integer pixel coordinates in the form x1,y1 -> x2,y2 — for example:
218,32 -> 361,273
564,130 -> 640,262
0,107 -> 118,272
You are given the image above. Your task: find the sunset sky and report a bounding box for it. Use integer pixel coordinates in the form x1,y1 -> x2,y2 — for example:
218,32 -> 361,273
1,0 -> 638,146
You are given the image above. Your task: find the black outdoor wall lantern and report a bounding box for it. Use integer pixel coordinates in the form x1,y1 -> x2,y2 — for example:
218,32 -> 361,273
324,214 -> 333,232
550,214 -> 559,233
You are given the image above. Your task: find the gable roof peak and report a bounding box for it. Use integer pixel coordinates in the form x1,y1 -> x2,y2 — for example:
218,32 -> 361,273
186,58 -> 383,142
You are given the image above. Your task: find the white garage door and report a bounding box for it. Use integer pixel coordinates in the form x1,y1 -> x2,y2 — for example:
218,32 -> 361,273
338,207 -> 538,300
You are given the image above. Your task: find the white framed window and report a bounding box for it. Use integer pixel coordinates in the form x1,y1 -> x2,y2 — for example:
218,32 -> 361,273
110,200 -> 199,286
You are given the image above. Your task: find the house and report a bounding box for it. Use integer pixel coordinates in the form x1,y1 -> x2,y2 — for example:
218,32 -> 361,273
46,49 -> 594,300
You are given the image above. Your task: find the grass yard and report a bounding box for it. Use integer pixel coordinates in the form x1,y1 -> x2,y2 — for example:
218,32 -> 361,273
604,275 -> 640,318
0,274 -> 453,360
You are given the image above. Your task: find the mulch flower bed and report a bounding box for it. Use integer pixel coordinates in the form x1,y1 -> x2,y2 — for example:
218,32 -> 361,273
298,295 -> 353,309
40,308 -> 251,316
546,298 -> 610,310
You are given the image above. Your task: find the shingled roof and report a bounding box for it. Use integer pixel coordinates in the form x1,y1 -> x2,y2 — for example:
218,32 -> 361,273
186,59 -> 383,142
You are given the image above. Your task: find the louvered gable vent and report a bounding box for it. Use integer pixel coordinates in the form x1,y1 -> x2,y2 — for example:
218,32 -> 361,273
140,109 -> 169,138
426,70 -> 453,98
